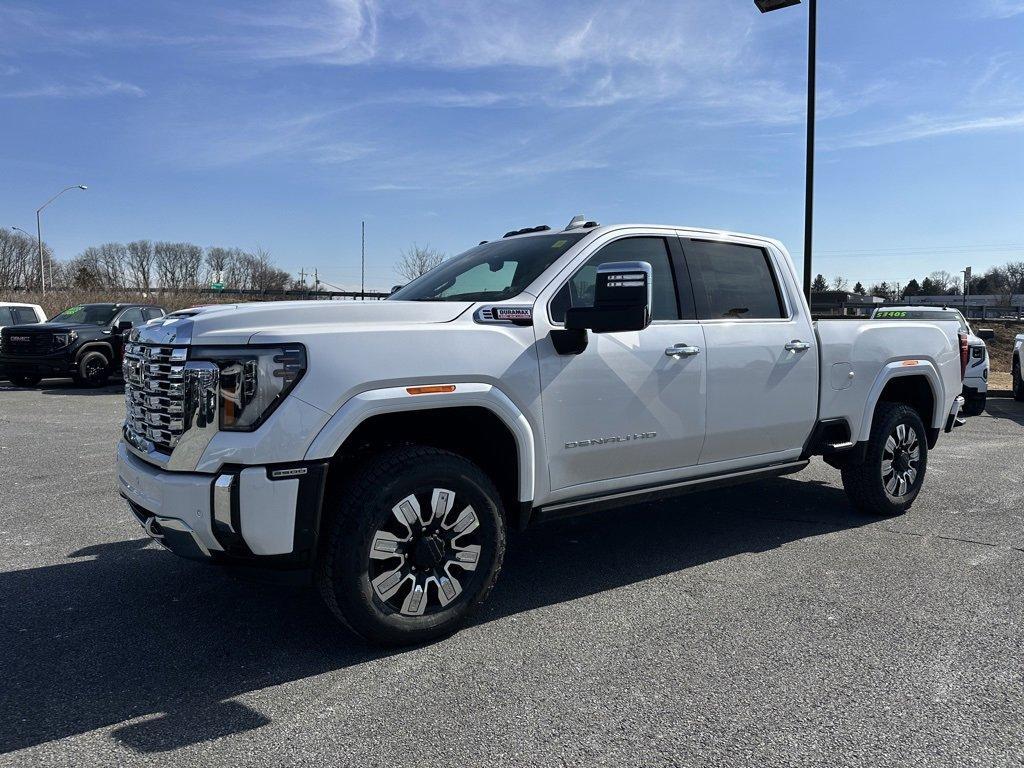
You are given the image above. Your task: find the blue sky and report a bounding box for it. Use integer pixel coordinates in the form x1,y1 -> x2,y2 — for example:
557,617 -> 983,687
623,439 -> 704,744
2,0 -> 1023,291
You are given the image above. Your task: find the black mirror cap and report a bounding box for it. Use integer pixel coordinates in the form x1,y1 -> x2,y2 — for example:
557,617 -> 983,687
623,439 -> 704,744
116,320 -> 133,332
564,305 -> 651,333
977,328 -> 995,341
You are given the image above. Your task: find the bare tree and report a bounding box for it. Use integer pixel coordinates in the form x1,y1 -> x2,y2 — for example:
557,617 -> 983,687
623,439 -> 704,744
396,244 -> 445,283
831,275 -> 848,291
96,242 -> 128,288
126,240 -> 155,291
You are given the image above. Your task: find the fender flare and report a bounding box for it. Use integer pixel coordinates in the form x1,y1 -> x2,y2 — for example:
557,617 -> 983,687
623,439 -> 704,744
304,382 -> 537,502
75,341 -> 115,364
857,360 -> 944,443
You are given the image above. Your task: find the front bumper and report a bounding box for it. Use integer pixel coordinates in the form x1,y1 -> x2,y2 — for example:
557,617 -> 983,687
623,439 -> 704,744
116,441 -> 327,568
0,351 -> 74,377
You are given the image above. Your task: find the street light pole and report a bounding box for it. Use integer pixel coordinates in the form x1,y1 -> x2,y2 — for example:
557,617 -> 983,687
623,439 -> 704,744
35,184 -> 87,294
755,0 -> 816,302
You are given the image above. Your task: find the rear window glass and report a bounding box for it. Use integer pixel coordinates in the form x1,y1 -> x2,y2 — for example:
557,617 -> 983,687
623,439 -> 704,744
683,240 -> 785,320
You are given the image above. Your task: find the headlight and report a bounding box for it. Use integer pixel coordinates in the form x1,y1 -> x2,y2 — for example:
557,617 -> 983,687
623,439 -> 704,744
189,345 -> 306,431
53,330 -> 78,348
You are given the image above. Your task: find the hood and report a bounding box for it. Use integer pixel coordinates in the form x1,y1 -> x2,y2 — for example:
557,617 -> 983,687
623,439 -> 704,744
135,300 -> 474,346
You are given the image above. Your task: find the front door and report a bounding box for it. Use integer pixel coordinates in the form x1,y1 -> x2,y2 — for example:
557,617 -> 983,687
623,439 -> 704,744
536,235 -> 707,492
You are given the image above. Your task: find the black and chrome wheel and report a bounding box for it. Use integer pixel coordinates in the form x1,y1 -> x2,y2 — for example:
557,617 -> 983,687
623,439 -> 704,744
9,374 -> 41,387
841,402 -> 928,516
318,445 -> 506,646
76,350 -> 110,387
1014,359 -> 1024,402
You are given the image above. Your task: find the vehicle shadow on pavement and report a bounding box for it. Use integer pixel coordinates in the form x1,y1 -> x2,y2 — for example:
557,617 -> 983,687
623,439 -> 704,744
0,476 -> 867,755
981,396 -> 1024,426
39,381 -> 125,396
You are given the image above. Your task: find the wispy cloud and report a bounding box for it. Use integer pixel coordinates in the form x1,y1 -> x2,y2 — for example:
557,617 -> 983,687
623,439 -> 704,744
979,1 -> 1024,18
827,111 -> 1024,149
0,76 -> 144,99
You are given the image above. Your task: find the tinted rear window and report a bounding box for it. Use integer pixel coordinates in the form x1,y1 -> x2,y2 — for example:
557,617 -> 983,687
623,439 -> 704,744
683,240 -> 785,320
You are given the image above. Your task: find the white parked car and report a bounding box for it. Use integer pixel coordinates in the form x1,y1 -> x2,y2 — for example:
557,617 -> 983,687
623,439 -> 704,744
872,306 -> 991,416
0,302 -> 46,329
117,220 -> 968,644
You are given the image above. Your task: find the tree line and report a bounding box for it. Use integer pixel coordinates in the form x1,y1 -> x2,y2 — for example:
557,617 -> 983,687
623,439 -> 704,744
0,229 -> 292,292
813,262 -> 1024,302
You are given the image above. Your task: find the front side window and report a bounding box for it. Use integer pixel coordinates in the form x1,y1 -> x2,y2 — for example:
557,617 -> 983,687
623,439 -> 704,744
550,237 -> 681,323
0,308 -> 14,326
48,305 -> 120,326
116,308 -> 145,327
390,232 -> 587,302
142,307 -> 164,321
683,240 -> 785,320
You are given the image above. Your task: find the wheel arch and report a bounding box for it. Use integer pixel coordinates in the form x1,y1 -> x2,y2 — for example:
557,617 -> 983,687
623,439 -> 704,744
74,341 -> 115,363
305,383 -> 537,511
859,363 -> 940,445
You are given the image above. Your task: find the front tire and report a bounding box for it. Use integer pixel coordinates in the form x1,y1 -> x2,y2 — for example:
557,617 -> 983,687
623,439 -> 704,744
9,375 -> 41,387
1014,359 -> 1024,402
76,350 -> 110,387
841,403 -> 928,517
318,446 -> 506,646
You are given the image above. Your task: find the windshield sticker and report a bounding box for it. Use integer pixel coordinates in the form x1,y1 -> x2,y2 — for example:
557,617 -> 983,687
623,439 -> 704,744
875,311 -> 908,318
64,306 -> 84,314
551,239 -> 568,249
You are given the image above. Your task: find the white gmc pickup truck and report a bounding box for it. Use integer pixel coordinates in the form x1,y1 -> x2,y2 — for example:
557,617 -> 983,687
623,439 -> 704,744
117,220 -> 967,644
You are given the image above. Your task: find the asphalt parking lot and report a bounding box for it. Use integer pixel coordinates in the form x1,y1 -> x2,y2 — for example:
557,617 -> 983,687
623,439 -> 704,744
1,382 -> 1022,767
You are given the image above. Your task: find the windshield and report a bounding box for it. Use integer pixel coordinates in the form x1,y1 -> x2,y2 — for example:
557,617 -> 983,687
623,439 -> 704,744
873,308 -> 968,333
389,233 -> 587,302
48,305 -> 119,326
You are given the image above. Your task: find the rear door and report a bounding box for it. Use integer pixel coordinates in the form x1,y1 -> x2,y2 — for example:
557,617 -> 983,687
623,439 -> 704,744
681,237 -> 818,465
536,234 -> 707,492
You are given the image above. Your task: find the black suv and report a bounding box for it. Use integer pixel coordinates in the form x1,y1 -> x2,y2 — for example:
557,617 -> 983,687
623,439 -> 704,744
0,303 -> 166,387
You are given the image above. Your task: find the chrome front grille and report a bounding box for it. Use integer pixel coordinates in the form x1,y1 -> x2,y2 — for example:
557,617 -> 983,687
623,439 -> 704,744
124,344 -> 188,451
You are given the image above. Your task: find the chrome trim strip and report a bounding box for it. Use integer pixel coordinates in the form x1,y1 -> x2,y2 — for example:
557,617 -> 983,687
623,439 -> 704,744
213,474 -> 235,532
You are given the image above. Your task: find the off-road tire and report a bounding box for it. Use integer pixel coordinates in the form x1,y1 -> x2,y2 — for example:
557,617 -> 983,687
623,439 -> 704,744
76,350 -> 111,387
841,402 -> 928,517
9,375 -> 41,387
318,445 -> 506,646
962,394 -> 986,417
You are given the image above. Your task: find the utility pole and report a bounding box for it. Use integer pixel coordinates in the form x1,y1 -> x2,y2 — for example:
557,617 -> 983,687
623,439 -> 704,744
361,220 -> 366,300
298,267 -> 306,295
314,268 -> 319,298
963,267 -> 971,313
35,184 -> 88,294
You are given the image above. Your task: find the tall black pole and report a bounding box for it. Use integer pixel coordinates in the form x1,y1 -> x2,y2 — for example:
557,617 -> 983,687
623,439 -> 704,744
361,220 -> 366,300
802,0 -> 817,303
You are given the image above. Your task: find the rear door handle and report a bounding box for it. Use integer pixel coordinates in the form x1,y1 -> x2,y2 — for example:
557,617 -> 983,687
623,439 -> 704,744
665,344 -> 701,358
785,340 -> 811,352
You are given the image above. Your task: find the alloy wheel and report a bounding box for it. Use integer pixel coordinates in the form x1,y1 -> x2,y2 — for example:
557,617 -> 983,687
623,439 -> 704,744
368,488 -> 482,616
882,422 -> 920,498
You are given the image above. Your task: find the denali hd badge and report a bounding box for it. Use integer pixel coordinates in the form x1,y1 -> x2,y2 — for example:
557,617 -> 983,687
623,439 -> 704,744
565,432 -> 657,449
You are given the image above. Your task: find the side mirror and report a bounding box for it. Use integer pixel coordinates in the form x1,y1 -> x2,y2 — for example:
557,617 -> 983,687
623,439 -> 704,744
116,320 -> 133,333
976,328 -> 995,341
390,285 -> 404,295
564,261 -> 653,333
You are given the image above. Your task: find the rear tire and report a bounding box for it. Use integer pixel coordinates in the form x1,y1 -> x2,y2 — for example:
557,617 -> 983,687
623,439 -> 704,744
841,402 -> 928,517
962,393 -> 986,416
76,350 -> 110,387
10,375 -> 41,387
318,445 -> 506,646
1014,359 -> 1024,402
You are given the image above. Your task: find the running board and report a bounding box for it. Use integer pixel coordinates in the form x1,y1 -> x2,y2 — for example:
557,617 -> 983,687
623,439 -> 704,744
532,461 -> 809,524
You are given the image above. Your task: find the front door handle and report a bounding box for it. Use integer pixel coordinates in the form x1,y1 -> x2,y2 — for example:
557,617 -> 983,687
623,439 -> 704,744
785,340 -> 811,352
665,344 -> 701,358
